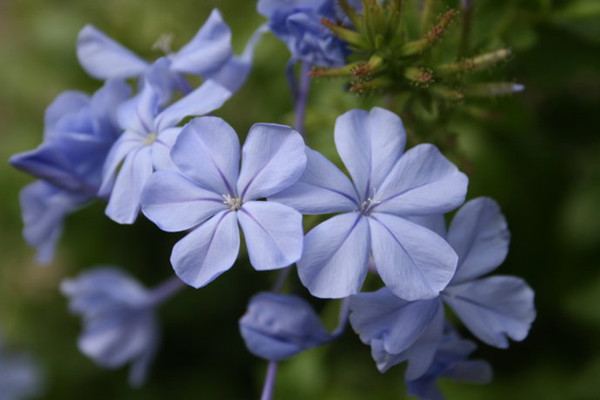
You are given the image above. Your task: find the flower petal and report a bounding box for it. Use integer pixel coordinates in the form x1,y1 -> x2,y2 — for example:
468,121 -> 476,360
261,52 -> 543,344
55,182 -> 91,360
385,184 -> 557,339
154,80 -> 231,132
170,9 -> 232,75
150,127 -> 181,172
99,131 -> 144,198
237,123 -> 306,201
43,91 -> 89,138
334,108 -> 406,201
442,276 -> 536,348
375,144 -> 468,216
105,146 -> 154,224
269,147 -> 359,214
298,213 -> 370,298
204,24 -> 268,93
141,170 -> 227,232
369,213 -> 458,301
447,197 -> 510,284
170,116 -> 240,195
76,25 -> 149,80
170,210 -> 240,288
238,201 -> 303,270
349,288 -> 441,355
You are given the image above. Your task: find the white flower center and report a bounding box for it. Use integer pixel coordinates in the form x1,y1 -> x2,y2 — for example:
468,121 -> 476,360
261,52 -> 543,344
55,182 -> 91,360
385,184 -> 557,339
359,188 -> 381,216
222,194 -> 242,211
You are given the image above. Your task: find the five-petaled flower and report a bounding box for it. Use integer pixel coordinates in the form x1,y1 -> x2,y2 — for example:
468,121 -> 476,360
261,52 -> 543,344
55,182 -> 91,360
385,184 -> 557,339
141,116 -> 307,288
272,107 -> 469,300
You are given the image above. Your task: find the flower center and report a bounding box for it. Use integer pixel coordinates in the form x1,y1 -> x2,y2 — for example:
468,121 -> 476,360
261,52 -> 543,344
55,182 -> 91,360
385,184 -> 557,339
359,188 -> 381,216
222,194 -> 242,211
144,133 -> 158,145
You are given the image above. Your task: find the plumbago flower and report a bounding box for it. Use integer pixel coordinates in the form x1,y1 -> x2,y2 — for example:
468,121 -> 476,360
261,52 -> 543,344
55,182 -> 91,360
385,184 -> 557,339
239,292 -> 332,360
77,8 -> 264,93
0,337 -> 43,400
257,0 -> 347,67
271,107 -> 468,300
10,79 -> 130,262
141,116 -> 306,288
348,197 -> 536,379
404,326 -> 492,400
61,267 -> 183,387
99,59 -> 231,224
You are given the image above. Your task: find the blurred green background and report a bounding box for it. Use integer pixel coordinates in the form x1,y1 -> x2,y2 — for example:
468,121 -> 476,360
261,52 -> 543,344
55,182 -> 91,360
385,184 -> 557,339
1,0 -> 600,399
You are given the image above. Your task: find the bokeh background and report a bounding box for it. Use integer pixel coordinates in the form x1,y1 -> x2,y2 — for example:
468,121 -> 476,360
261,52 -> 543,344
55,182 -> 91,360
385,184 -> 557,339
1,0 -> 600,399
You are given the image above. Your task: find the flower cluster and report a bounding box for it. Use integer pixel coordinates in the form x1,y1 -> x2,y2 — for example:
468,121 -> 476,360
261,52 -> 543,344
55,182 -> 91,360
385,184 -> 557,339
9,2 -> 535,399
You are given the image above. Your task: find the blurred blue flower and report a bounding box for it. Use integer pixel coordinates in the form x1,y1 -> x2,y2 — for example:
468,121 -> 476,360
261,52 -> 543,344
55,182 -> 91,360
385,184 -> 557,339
239,292 -> 331,360
61,267 -> 176,387
272,107 -> 468,300
257,0 -> 347,66
349,197 -> 536,378
0,337 -> 43,400
141,116 -> 306,288
99,60 -> 231,224
77,9 -> 262,93
10,79 -> 130,263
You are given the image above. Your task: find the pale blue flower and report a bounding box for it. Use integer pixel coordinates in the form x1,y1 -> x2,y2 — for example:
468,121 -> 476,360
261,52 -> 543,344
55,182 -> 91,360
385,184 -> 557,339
272,107 -> 468,300
348,197 -> 536,378
406,328 -> 492,400
10,79 -> 130,263
141,117 -> 306,288
257,0 -> 346,66
239,292 -> 331,360
61,267 -> 165,387
0,337 -> 43,400
77,9 -> 263,93
99,60 -> 231,224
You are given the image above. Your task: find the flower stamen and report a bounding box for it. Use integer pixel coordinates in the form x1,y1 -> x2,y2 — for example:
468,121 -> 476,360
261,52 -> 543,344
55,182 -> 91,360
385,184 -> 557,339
222,194 -> 242,211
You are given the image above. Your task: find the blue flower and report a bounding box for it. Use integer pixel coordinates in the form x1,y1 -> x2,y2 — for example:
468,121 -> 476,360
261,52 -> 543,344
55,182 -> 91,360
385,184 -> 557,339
141,116 -> 306,288
99,60 -> 231,224
405,327 -> 492,400
257,0 -> 347,66
10,79 -> 131,262
272,107 -> 468,300
0,337 -> 43,400
77,9 -> 261,93
239,292 -> 331,360
61,267 -> 163,387
348,197 -> 536,378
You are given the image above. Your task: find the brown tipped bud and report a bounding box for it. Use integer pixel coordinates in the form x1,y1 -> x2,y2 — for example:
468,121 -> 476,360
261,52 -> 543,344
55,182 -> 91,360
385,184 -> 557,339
404,67 -> 435,87
349,77 -> 391,93
436,49 -> 512,75
400,9 -> 457,56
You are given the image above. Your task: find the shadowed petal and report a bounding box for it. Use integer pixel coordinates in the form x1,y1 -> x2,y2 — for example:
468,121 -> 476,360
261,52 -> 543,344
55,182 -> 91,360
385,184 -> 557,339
150,127 -> 181,172
238,201 -> 303,270
334,108 -> 406,200
375,144 -> 468,216
154,80 -> 231,132
369,213 -> 457,301
442,276 -> 536,348
170,9 -> 233,75
258,0 -> 327,16
99,131 -> 144,198
170,116 -> 240,195
43,91 -> 89,138
77,25 -> 149,79
298,213 -> 370,298
349,288 -> 441,355
405,214 -> 447,238
105,146 -> 153,224
237,123 -> 306,201
269,147 -> 359,214
141,170 -> 227,232
448,197 -> 510,284
171,210 -> 240,288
